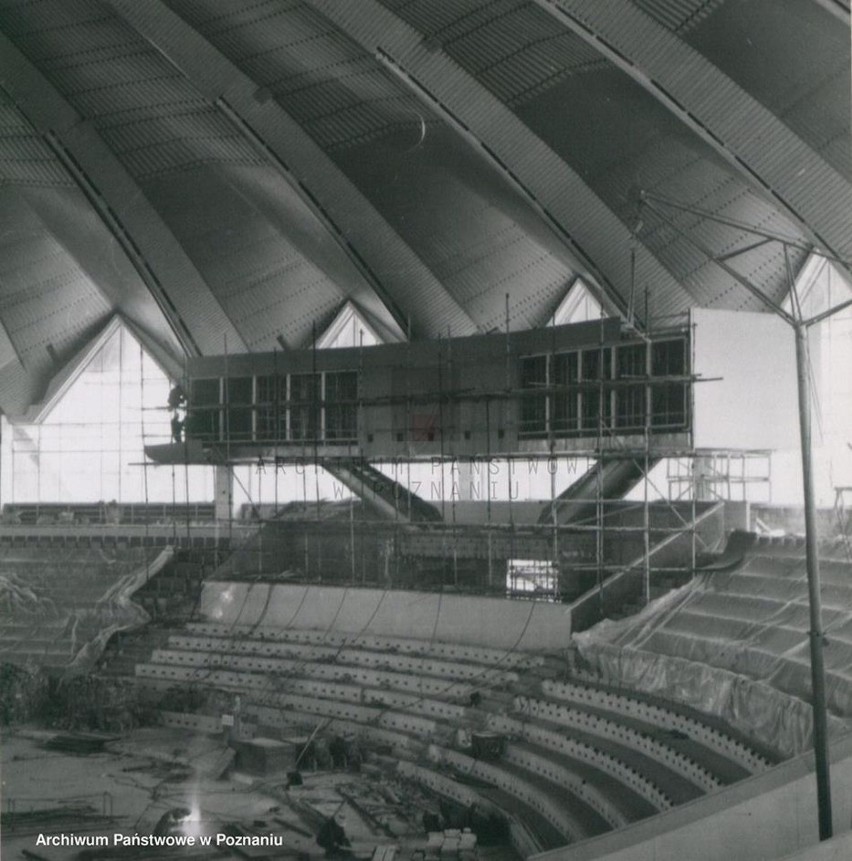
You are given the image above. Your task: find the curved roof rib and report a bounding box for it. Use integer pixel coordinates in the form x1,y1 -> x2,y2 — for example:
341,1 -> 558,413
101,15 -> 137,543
532,0 -> 852,265
0,30 -> 246,358
305,0 -> 689,322
811,0 -> 850,23
104,0 -> 477,341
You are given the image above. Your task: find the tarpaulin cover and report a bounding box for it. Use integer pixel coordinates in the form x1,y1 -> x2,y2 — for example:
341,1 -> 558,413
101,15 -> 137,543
574,535 -> 852,757
0,546 -> 172,673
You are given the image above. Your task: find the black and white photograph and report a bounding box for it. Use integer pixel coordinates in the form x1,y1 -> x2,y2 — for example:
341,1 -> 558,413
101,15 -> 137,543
0,2 -> 851,861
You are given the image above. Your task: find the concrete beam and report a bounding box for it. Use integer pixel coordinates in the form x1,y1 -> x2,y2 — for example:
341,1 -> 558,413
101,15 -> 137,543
0,31 -> 247,357
533,0 -> 852,265
105,0 -> 477,341
306,0 -> 690,321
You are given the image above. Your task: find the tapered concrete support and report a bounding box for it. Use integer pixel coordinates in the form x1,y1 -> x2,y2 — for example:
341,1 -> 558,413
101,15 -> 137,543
538,458 -> 659,525
693,456 -> 716,502
452,460 -> 493,503
323,459 -> 442,523
214,465 -> 233,523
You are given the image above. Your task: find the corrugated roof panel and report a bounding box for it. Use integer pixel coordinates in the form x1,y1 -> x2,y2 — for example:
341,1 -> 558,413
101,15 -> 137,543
215,16 -> 326,60
0,236 -> 67,283
636,176 -> 806,311
39,46 -> 177,92
683,0 -> 851,178
437,0 -> 529,47
330,116 -> 585,332
553,0 -> 852,259
183,0 -> 302,39
378,0 -> 605,106
20,25 -> 141,66
166,0 -> 429,152
68,77 -> 204,119
633,0 -> 727,34
98,105 -> 235,148
114,0 -> 478,339
138,163 -> 351,350
0,134 -> 72,187
282,72 -> 376,118
0,99 -> 74,187
0,0 -> 109,39
0,1 -> 266,180
0,218 -> 110,366
379,0 -> 509,40
780,70 -> 850,178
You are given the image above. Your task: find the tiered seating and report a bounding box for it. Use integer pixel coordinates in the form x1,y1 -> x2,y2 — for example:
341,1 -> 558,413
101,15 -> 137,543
511,694 -> 719,798
398,761 -> 547,858
609,537 -> 852,716
0,545 -> 168,669
160,692 -> 565,855
434,747 -> 591,843
538,678 -> 770,777
485,714 -> 664,820
134,619 -> 770,849
3,502 -> 215,525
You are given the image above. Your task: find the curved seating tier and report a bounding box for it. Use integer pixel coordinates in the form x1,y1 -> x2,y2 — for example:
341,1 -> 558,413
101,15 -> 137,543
538,679 -> 769,776
485,713 -> 669,815
0,546 -> 166,669
433,747 -> 590,843
573,536 -> 852,759
184,622 -> 545,670
398,761 -> 552,857
606,543 -> 852,717
148,647 -> 482,701
511,695 -> 718,797
130,616 -> 772,850
500,743 -> 629,830
166,623 -> 769,777
170,693 -> 574,853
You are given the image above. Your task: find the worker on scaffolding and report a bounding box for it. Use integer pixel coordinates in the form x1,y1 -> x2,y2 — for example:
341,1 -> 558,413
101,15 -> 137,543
167,384 -> 186,411
171,412 -> 184,444
168,384 -> 187,444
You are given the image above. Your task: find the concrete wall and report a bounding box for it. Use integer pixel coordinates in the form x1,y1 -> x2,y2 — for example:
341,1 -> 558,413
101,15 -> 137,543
778,830 -> 852,861
531,733 -> 852,861
751,504 -> 848,539
693,309 -> 798,451
199,582 -> 572,651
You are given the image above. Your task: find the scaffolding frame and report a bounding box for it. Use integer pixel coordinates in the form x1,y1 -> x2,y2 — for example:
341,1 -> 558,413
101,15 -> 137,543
138,309 -> 746,620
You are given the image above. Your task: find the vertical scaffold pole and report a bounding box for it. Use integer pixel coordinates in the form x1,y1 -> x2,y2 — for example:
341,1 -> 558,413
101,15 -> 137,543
595,311 -> 605,614
223,333 -> 233,545
550,324 -> 558,601
795,319 -> 833,841
643,338 -> 651,606
486,396 -> 493,590
505,296 -> 514,550
139,342 -> 151,583
785,242 -> 833,841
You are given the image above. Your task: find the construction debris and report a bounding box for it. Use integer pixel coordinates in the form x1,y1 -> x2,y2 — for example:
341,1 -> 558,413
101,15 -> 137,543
43,732 -> 117,755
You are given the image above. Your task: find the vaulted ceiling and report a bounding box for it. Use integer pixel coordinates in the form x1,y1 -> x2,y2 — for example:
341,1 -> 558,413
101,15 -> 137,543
0,0 -> 848,413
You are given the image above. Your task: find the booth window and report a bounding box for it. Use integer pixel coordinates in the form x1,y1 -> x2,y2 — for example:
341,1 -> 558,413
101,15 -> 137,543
189,378 -> 221,441
552,352 -> 579,433
255,375 -> 287,441
652,382 -> 688,428
325,371 -> 358,442
290,373 -> 320,441
652,339 -> 687,376
520,355 -> 548,436
226,377 -> 253,441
